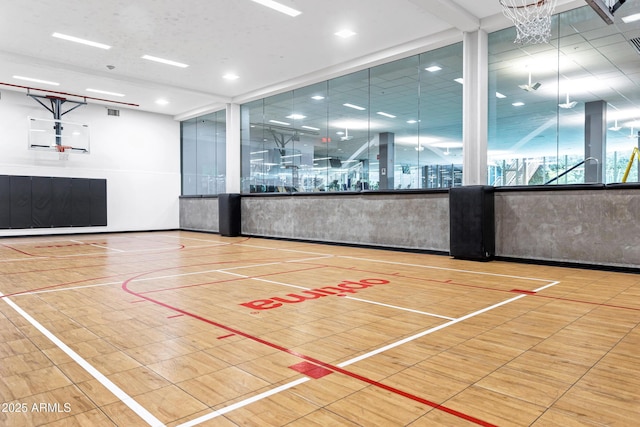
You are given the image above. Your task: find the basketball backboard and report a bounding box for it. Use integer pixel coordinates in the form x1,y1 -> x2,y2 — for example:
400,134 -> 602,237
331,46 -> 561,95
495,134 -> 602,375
28,117 -> 90,154
585,0 -> 620,24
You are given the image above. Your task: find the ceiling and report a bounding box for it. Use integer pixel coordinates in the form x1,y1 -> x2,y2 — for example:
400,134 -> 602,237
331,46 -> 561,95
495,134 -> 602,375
2,0 -> 639,173
0,0 -> 575,119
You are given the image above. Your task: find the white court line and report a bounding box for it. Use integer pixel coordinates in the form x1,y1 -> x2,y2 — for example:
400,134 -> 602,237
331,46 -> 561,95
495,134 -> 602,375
177,267 -> 560,425
0,291 -> 164,427
154,234 -> 234,244
69,239 -> 126,253
339,255 -> 556,283
337,293 -> 530,367
176,377 -> 309,427
14,256 -> 335,297
16,280 -> 122,296
237,243 -> 338,257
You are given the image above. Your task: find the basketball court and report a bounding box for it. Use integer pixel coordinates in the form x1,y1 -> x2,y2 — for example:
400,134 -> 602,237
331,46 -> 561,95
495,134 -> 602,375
1,231 -> 639,426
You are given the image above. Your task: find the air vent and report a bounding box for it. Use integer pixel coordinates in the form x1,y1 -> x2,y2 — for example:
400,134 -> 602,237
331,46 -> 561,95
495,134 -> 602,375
107,108 -> 120,116
630,37 -> 640,54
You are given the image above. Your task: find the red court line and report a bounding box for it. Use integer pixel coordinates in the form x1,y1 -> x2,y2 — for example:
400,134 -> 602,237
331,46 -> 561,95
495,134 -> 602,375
121,272 -> 496,427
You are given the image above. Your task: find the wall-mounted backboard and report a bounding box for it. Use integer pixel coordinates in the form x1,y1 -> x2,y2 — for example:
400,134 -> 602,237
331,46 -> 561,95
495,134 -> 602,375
28,117 -> 90,154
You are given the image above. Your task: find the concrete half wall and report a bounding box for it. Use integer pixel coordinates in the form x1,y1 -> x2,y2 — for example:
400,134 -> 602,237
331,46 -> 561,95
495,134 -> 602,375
179,185 -> 640,269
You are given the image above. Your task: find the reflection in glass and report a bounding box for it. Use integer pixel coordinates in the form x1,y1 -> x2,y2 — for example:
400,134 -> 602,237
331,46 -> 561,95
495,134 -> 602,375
240,43 -> 464,192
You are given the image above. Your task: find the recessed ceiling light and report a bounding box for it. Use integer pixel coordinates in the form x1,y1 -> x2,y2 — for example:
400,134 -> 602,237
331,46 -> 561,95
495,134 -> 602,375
286,114 -> 306,120
52,32 -> 111,49
86,88 -> 125,97
377,111 -> 396,118
269,119 -> 290,125
512,101 -> 525,106
223,73 -> 239,80
407,120 -> 418,124
311,95 -> 325,100
155,99 -> 169,105
13,75 -> 59,86
343,103 -> 366,110
335,29 -> 357,38
496,92 -> 507,98
622,13 -> 640,23
302,125 -> 320,131
141,55 -> 189,68
425,66 -> 442,72
454,78 -> 464,84
250,0 -> 302,17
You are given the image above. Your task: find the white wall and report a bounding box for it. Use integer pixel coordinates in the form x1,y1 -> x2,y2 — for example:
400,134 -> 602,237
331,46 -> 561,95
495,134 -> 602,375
0,90 -> 180,236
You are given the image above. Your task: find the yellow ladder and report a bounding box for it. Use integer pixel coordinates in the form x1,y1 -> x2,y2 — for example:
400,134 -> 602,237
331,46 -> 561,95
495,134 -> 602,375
622,147 -> 640,182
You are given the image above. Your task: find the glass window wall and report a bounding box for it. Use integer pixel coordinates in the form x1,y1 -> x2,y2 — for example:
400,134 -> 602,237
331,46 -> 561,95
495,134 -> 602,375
488,5 -> 640,186
241,43 -> 464,193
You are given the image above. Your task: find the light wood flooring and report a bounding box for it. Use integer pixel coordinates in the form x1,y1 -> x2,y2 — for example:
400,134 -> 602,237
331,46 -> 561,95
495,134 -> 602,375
1,231 -> 639,426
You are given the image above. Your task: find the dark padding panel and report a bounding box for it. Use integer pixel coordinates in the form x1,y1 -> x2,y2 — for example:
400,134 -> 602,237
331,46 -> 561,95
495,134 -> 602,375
10,176 -> 32,229
90,179 -> 107,226
71,178 -> 92,227
449,185 -> 495,260
218,193 -> 242,237
31,176 -> 53,228
52,177 -> 73,227
0,175 -> 10,229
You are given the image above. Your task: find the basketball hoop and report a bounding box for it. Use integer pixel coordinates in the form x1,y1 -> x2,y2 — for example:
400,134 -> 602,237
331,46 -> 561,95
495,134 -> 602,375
56,145 -> 71,161
500,0 -> 557,44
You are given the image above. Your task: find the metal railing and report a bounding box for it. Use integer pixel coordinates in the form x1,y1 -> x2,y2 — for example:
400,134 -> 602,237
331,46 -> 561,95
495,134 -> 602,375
544,157 -> 599,185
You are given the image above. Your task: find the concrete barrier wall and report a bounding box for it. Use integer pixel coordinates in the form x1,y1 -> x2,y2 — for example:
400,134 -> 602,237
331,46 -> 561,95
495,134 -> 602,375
241,192 -> 450,251
179,196 -> 219,233
495,186 -> 640,268
179,186 -> 640,269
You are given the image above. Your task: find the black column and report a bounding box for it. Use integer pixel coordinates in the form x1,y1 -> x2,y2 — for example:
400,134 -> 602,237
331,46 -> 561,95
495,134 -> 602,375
449,186 -> 495,260
218,193 -> 241,237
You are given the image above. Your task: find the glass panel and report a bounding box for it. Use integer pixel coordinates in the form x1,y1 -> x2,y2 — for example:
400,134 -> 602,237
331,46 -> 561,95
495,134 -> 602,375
326,70 -> 371,191
293,82 -> 329,192
181,118 -> 197,195
181,110 -> 226,196
370,56 -> 420,190
419,43 -> 464,188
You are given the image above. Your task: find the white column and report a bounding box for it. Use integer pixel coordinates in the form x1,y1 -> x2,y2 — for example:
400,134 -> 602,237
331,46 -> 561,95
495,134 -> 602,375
462,30 -> 488,186
225,103 -> 241,193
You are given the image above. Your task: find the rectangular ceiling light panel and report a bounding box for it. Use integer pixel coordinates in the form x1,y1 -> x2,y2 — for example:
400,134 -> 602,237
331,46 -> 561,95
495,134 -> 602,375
251,0 -> 301,17
52,32 -> 111,49
141,55 -> 189,68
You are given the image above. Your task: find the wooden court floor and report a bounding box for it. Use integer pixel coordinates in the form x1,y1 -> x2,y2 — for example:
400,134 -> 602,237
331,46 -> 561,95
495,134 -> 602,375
1,231 -> 639,426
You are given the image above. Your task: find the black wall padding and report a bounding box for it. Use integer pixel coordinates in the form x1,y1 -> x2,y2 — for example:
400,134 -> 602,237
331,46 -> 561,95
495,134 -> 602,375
218,193 -> 242,237
52,178 -> 73,227
0,175 -> 10,229
10,176 -> 32,229
449,185 -> 495,260
71,179 -> 92,227
0,175 -> 106,230
90,179 -> 107,226
31,177 -> 53,228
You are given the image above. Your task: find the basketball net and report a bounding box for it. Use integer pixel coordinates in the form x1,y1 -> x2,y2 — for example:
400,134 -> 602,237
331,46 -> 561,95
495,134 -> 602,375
56,145 -> 71,161
500,0 -> 557,44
